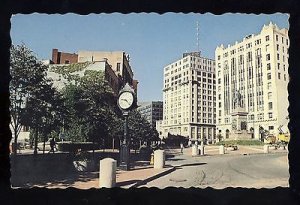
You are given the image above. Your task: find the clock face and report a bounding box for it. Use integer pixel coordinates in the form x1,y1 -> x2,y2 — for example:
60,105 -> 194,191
118,91 -> 134,110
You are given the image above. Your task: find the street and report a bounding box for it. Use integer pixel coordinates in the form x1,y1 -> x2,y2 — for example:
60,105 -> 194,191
141,148 -> 289,189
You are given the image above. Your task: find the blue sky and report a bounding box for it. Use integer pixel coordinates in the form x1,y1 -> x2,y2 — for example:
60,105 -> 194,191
11,13 -> 289,102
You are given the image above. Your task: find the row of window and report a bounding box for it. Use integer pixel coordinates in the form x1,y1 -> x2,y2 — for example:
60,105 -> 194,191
217,35 -> 289,61
165,58 -> 215,73
218,112 -> 274,124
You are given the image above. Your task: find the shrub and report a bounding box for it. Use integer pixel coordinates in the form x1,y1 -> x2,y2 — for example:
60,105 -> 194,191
57,141 -> 100,152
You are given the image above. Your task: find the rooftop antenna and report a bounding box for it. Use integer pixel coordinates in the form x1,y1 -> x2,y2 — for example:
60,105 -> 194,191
196,21 -> 200,52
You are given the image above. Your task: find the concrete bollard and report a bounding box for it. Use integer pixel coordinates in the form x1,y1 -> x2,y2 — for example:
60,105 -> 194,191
154,150 -> 165,169
99,158 -> 117,188
219,145 -> 225,155
198,145 -> 205,156
263,145 -> 269,153
192,144 -> 199,156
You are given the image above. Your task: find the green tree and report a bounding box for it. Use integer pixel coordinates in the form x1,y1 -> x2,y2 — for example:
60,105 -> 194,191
10,44 -> 65,155
126,110 -> 160,148
24,85 -> 66,154
55,64 -> 159,151
10,45 -> 44,154
61,70 -> 119,146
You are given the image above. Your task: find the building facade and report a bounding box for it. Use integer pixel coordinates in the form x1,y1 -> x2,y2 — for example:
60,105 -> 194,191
47,60 -> 120,95
162,52 -> 216,143
77,50 -> 138,93
215,22 -> 289,140
137,101 -> 163,128
52,49 -> 78,64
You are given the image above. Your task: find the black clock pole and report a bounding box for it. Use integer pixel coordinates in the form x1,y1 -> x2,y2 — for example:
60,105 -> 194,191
119,111 -> 130,170
117,83 -> 136,171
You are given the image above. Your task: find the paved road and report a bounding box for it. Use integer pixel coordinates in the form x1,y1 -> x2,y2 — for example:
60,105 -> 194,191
142,151 -> 289,189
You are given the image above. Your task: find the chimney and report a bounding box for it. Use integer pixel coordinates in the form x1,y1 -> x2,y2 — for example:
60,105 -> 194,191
52,49 -> 59,64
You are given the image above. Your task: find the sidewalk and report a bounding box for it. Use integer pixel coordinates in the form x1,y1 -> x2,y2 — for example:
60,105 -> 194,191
180,145 -> 287,157
25,146 -> 287,190
31,161 -> 175,189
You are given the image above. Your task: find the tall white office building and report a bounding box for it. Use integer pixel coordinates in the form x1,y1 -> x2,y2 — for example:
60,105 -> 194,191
162,52 -> 216,143
215,22 -> 289,139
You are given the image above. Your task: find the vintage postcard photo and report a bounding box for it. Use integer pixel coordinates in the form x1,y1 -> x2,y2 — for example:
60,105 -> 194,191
9,13 -> 290,189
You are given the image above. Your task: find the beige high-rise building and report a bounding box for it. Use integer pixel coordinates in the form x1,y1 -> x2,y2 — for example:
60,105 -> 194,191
162,52 -> 216,143
215,22 -> 289,140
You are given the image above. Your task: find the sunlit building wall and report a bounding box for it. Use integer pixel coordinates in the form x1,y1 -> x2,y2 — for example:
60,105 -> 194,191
162,52 -> 216,143
215,22 -> 289,139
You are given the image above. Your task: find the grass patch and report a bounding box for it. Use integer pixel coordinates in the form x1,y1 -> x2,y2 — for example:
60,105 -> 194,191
215,140 -> 264,146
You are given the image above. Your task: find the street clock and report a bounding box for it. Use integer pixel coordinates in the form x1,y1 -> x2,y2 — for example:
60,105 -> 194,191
117,83 -> 136,111
117,82 -> 136,171
118,91 -> 134,110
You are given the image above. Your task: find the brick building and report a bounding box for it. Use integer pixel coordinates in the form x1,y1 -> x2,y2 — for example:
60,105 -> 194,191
52,49 -> 78,64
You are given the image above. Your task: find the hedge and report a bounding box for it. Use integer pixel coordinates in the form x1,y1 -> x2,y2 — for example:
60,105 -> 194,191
215,140 -> 264,146
57,142 -> 101,152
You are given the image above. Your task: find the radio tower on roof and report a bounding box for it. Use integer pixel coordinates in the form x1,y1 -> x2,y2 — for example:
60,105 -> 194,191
196,21 -> 200,52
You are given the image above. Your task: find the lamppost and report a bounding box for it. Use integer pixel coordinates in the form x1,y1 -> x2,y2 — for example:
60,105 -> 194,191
117,83 -> 136,171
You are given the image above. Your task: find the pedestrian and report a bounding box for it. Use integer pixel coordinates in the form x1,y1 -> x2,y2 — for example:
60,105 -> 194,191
180,142 -> 184,154
49,137 -> 56,153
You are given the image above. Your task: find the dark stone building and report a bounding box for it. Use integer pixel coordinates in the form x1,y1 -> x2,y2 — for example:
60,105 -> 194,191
137,101 -> 163,128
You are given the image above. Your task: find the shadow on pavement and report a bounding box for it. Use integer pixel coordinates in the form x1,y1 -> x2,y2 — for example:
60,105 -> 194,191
117,180 -> 141,187
167,158 -> 184,161
132,161 -> 151,167
177,162 -> 207,168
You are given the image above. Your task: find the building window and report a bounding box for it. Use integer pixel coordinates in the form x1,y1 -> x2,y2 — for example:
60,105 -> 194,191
278,63 -> 280,70
276,44 -> 279,51
267,73 -> 271,80
278,73 -> 281,79
268,92 -> 272,100
266,44 -> 270,52
267,63 -> 271,70
276,35 -> 278,41
266,54 -> 270,61
267,82 -> 272,89
266,35 -> 270,41
277,53 -> 280,60
269,126 -> 274,130
116,63 -> 121,72
268,112 -> 273,119
268,102 -> 273,110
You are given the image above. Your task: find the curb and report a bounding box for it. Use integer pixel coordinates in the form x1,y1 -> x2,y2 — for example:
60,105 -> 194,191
127,166 -> 176,188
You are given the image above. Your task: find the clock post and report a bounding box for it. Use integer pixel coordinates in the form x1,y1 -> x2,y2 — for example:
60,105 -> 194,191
117,83 -> 136,171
